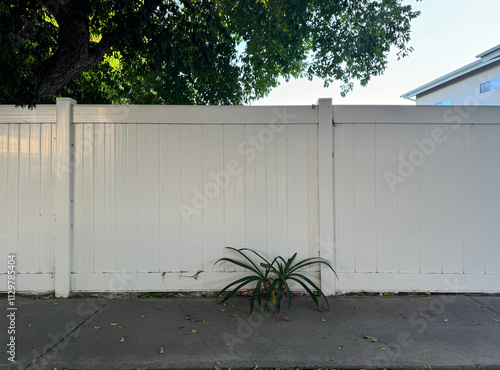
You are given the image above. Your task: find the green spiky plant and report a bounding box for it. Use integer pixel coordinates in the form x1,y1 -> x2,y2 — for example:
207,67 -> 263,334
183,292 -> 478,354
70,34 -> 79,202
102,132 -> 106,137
215,247 -> 337,313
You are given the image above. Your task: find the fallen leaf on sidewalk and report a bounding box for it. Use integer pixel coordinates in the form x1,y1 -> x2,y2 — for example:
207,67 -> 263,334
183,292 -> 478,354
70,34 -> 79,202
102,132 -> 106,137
94,326 -> 100,329
424,291 -> 431,295
443,319 -> 448,322
363,335 -> 378,343
110,323 -> 119,326
191,329 -> 198,333
322,318 -> 327,322
220,308 -> 226,312
492,318 -> 500,322
120,337 -> 125,343
28,324 -> 32,328
379,347 -> 386,351
159,346 -> 164,354
140,315 -> 146,319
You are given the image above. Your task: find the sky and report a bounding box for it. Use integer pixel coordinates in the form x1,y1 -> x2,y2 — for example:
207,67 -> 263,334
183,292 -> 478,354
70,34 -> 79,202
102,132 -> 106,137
252,0 -> 500,106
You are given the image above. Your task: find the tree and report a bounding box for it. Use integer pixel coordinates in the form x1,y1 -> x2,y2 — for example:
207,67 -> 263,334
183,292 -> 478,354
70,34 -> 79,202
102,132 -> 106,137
0,0 -> 420,106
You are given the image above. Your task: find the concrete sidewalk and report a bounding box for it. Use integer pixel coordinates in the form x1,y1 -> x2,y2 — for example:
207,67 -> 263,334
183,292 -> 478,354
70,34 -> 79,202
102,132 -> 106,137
1,293 -> 500,369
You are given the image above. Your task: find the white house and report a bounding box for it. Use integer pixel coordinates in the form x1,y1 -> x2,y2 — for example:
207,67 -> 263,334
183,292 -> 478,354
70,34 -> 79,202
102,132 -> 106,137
401,43 -> 500,105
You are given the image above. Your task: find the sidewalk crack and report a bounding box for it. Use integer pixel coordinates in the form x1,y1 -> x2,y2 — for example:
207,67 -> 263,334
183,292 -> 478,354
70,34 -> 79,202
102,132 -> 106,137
26,299 -> 112,369
466,295 -> 500,316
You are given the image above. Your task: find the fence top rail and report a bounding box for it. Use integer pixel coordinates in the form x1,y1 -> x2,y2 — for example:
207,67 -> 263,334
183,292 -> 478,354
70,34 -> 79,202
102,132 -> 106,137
0,105 -> 56,124
334,105 -> 500,125
72,104 -> 319,124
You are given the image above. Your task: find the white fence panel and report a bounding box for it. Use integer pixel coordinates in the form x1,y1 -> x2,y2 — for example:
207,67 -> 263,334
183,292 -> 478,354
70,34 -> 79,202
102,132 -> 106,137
2,102 -> 500,294
333,105 -> 500,292
69,105 -> 321,291
0,107 -> 57,291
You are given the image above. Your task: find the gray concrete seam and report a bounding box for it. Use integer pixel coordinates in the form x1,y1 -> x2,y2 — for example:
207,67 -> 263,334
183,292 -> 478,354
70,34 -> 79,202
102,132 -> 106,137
26,299 -> 111,369
466,295 -> 500,317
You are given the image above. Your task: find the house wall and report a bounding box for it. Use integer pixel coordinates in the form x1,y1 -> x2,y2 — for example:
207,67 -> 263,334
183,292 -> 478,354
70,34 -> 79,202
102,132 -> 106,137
416,63 -> 500,105
1,102 -> 500,295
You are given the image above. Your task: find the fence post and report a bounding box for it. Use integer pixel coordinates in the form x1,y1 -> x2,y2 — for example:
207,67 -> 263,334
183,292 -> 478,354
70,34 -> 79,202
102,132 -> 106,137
54,97 -> 76,298
318,98 -> 336,295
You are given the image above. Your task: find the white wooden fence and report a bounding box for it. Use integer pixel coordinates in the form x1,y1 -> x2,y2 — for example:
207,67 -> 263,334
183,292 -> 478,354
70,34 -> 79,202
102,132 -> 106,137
1,100 -> 499,296
333,106 -> 500,293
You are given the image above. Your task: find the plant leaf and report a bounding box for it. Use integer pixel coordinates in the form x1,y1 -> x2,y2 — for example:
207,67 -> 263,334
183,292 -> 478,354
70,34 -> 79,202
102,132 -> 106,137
363,335 -> 378,342
292,272 -> 330,309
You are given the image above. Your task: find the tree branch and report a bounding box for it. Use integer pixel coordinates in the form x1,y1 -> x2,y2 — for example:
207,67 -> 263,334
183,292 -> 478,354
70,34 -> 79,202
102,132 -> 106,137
38,0 -> 162,99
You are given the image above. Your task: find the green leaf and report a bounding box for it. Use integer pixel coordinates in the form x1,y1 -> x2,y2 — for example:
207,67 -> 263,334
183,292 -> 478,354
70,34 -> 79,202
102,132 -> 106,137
138,292 -> 159,298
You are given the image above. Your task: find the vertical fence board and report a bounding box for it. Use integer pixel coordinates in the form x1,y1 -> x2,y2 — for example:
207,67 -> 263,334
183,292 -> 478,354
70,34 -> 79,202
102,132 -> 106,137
168,125 -> 182,272
148,124 -> 161,272
440,124 -> 464,273
212,125 -> 225,270
18,124 -> 30,273
28,124 -> 41,273
418,124 -> 442,273
137,125 -> 150,272
202,125 -> 215,268
114,124 -> 128,273
159,125 -> 172,271
7,125 -> 19,268
72,124 -> 84,273
93,123 -> 106,273
276,125 -> 288,259
82,124 -> 95,273
265,124 -> 278,258
223,125 -> 235,271
375,124 -> 390,273
484,125 -> 500,273
103,124 -> 116,272
308,124 -> 319,263
397,124 -> 421,273
244,125 -> 257,252
297,124 -> 311,264
339,124 -> 356,272
255,125 -> 267,255
0,125 -> 8,272
286,125 -> 299,259
191,125 -> 204,272
233,125 -> 246,271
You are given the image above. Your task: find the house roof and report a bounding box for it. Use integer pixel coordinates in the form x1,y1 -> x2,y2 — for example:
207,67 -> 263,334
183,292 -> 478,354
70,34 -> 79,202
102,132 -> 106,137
401,43 -> 500,100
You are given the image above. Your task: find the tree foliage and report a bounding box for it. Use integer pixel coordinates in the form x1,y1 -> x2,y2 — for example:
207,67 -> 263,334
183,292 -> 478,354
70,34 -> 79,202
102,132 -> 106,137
0,0 -> 420,106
